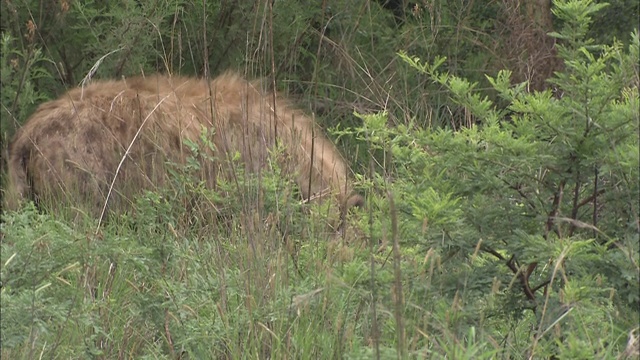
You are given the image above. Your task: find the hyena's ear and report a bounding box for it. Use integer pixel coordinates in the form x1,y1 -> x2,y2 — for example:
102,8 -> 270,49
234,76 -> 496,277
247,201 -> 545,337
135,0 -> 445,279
346,194 -> 365,210
334,194 -> 365,235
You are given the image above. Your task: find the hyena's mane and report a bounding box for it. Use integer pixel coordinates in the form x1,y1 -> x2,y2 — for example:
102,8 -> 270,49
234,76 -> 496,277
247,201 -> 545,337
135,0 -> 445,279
4,72 -> 363,218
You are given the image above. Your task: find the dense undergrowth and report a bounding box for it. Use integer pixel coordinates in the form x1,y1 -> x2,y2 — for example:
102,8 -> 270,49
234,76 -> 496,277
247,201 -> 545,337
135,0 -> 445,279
2,0 -> 639,359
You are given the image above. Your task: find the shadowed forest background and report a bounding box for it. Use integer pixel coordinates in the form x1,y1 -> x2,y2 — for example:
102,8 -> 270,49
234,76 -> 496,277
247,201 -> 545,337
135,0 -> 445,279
1,0 -> 639,358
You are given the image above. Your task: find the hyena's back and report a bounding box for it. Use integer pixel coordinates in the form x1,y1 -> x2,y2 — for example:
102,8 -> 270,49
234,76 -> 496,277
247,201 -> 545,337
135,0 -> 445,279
5,73 -> 362,217
6,76 -> 208,214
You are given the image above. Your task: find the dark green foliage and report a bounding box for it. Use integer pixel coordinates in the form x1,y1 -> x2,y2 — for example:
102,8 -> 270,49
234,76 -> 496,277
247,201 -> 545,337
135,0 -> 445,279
0,33 -> 51,143
588,0 -> 639,46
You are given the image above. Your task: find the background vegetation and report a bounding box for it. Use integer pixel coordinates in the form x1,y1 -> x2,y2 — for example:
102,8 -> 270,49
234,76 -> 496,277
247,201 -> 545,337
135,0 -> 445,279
1,0 -> 638,358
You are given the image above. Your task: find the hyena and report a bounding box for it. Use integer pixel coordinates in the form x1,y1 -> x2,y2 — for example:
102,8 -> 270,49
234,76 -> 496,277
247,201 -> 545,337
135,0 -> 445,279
4,72 -> 363,222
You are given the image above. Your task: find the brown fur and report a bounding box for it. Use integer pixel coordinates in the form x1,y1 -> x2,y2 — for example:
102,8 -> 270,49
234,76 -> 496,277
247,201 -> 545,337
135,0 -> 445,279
4,72 -> 363,219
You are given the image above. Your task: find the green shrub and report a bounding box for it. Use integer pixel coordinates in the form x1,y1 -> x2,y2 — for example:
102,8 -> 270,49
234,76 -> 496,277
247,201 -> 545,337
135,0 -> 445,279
348,0 -> 638,356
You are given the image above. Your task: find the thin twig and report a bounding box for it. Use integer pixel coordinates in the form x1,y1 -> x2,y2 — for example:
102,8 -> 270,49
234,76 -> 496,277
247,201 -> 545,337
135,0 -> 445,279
95,94 -> 171,232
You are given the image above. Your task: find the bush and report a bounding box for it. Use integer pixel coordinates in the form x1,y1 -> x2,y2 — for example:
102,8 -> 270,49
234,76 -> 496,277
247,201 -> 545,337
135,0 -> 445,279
349,0 -> 638,356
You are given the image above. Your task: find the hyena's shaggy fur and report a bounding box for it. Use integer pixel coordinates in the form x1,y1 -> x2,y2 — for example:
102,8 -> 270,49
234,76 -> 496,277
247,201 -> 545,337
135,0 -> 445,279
5,72 -> 363,219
